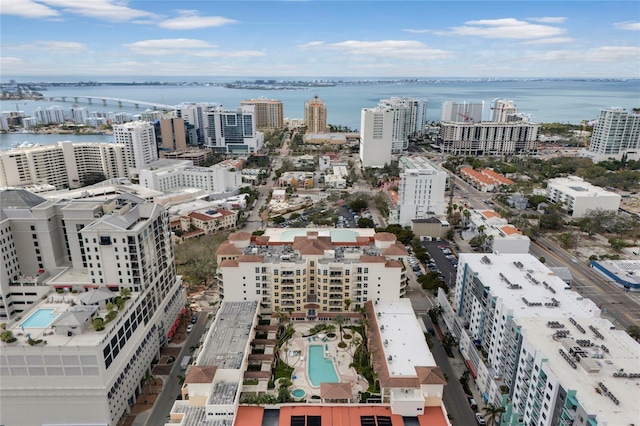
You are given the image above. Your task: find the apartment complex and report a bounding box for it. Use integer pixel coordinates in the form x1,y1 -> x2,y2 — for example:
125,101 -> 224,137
460,167 -> 514,192
490,99 -> 519,123
33,105 -> 65,124
378,97 -> 427,153
547,175 -> 621,218
0,141 -> 127,189
437,253 -> 639,426
241,97 -> 284,129
159,117 -> 188,151
436,121 -> 540,155
206,105 -> 263,153
0,189 -> 187,425
216,229 -> 410,316
304,95 -> 327,133
175,102 -> 220,146
359,106 -> 394,167
138,159 -> 242,194
113,121 -> 158,172
393,156 -> 448,226
440,101 -> 483,123
584,108 -> 640,162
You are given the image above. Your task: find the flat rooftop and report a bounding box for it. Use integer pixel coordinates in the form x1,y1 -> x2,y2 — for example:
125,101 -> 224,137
460,253 -> 599,319
375,300 -> 436,375
548,176 -> 620,197
518,316 -> 640,424
197,301 -> 258,368
262,228 -> 376,243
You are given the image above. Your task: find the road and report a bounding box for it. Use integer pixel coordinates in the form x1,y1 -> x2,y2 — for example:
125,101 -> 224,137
137,312 -> 210,426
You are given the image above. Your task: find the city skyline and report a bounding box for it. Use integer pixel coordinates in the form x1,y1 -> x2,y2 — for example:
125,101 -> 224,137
1,1 -> 639,78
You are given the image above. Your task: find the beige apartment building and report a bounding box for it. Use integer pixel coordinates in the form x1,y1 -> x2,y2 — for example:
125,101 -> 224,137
304,95 -> 327,133
241,98 -> 284,129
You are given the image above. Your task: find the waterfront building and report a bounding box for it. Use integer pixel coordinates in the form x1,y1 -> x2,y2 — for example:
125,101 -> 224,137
393,156 -> 448,226
305,95 -> 327,133
113,121 -> 158,172
440,101 -> 483,123
33,105 -> 65,125
490,99 -> 519,122
360,106 -> 394,167
378,97 -> 427,153
216,228 -> 410,315
241,97 -> 284,129
0,189 -> 187,426
436,121 -> 540,155
71,106 -> 89,124
547,175 -> 621,218
175,102 -> 220,146
138,159 -> 242,194
584,108 -> 640,162
436,252 -> 639,425
206,105 -> 263,153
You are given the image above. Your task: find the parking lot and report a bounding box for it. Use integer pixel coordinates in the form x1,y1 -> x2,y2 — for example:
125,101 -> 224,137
422,239 -> 459,288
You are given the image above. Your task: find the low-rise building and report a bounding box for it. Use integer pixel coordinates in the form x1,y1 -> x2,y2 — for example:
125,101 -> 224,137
278,171 -> 314,188
325,165 -> 349,189
547,175 -> 621,217
466,209 -> 530,253
171,208 -> 238,242
460,167 -> 514,192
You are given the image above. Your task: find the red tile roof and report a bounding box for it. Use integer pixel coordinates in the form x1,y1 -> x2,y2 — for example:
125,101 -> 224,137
229,231 -> 252,241
320,382 -> 353,400
184,366 -> 217,384
187,212 -> 214,222
215,242 -> 242,256
374,232 -> 397,242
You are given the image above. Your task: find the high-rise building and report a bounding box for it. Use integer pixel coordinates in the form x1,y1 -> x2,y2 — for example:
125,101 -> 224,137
0,189 -> 187,426
436,121 -> 540,155
33,105 -> 65,124
71,107 -> 89,124
490,99 -> 519,122
440,101 -> 483,123
359,107 -> 394,167
304,95 -> 327,133
378,97 -> 427,153
393,156 -> 449,226
175,102 -> 220,146
437,253 -> 639,426
159,117 -> 188,151
241,97 -> 284,129
113,121 -> 158,172
206,105 -> 262,153
584,108 -> 640,162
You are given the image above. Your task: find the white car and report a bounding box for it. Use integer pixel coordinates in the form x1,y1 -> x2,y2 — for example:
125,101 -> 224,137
475,413 -> 486,425
186,325 -> 193,333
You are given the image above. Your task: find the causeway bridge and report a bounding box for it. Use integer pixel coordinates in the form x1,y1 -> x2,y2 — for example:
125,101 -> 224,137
47,95 -> 174,111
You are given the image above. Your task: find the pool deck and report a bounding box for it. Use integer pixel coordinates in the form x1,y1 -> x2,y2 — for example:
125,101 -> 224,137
279,323 -> 369,401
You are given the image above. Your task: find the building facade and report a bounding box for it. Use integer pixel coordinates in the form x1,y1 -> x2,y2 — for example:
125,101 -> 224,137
305,95 -> 327,133
113,121 -> 158,172
0,189 -> 187,426
138,159 -> 243,194
206,106 -> 263,153
241,98 -> 284,129
436,121 -> 540,155
440,101 -> 483,123
584,108 -> 640,162
490,99 -> 519,123
216,229 -> 409,316
378,97 -> 427,153
393,156 -> 448,226
360,107 -> 394,168
159,117 -> 188,151
547,175 -> 621,218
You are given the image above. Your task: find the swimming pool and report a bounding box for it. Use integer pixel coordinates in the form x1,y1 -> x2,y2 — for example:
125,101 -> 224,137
291,388 -> 306,399
307,345 -> 339,387
20,308 -> 58,328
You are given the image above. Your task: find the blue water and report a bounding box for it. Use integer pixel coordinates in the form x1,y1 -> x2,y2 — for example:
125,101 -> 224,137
291,388 -> 306,398
308,345 -> 339,386
2,78 -> 638,150
20,308 -> 58,328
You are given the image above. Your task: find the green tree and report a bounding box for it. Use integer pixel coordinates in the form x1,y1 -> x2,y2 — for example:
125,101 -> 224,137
626,325 -> 640,341
119,288 -> 131,299
556,233 -> 576,249
482,404 -> 506,426
357,217 -> 375,228
608,238 -> 627,251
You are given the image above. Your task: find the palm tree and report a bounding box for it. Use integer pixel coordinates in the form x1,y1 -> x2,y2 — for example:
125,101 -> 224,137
344,298 -> 352,312
482,403 -> 506,426
119,287 -> 131,299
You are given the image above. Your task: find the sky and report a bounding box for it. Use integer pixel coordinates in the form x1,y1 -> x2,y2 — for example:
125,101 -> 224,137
1,0 -> 639,79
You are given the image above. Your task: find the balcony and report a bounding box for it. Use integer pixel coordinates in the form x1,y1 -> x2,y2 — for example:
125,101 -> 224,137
329,271 -> 343,277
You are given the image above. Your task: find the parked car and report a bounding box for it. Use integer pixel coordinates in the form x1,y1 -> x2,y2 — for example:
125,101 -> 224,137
475,413 -> 486,425
186,324 -> 193,333
191,315 -> 198,324
468,397 -> 478,410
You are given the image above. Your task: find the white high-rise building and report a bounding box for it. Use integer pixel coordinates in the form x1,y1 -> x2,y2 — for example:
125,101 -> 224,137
0,189 -> 187,426
206,105 -> 262,153
139,159 -> 242,193
360,107 -> 394,167
378,97 -> 427,152
393,156 -> 448,226
113,121 -> 158,172
175,102 -> 220,146
584,108 -> 640,162
71,107 -> 89,124
33,105 -> 66,124
440,101 -> 483,123
490,99 -> 518,122
437,253 -> 639,426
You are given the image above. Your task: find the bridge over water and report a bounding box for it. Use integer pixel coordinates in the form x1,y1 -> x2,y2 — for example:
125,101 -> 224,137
47,95 -> 174,111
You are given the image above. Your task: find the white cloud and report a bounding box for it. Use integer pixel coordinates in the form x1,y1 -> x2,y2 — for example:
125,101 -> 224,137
614,21 -> 640,31
123,39 -> 264,58
158,10 -> 236,29
299,39 -> 452,60
38,0 -> 159,21
0,0 -> 58,18
521,37 -> 573,45
0,57 -> 23,65
447,18 -> 566,39
12,41 -> 87,52
402,29 -> 431,34
297,41 -> 325,48
527,17 -> 567,24
525,46 -> 640,63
